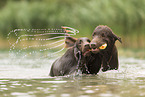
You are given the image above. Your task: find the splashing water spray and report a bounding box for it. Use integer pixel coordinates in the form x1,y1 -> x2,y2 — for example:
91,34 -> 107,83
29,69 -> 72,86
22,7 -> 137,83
7,26 -> 79,61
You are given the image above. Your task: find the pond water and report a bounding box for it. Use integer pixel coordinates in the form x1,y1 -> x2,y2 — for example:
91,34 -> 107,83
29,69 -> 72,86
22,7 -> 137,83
0,52 -> 145,97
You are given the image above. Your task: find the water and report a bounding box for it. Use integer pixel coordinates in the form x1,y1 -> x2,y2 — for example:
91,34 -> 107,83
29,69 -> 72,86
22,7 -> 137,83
0,52 -> 145,97
7,27 -> 79,59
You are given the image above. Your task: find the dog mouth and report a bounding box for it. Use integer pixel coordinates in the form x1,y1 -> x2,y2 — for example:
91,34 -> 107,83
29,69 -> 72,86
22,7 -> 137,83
83,49 -> 91,56
83,48 -> 100,55
90,48 -> 100,54
89,43 -> 107,54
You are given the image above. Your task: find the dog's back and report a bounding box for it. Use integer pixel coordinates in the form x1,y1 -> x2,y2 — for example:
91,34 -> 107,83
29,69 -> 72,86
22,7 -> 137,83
49,48 -> 77,76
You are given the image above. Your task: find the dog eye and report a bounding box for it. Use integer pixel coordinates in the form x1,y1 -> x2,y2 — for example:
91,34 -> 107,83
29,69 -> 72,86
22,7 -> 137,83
99,43 -> 107,49
87,39 -> 91,43
79,40 -> 82,44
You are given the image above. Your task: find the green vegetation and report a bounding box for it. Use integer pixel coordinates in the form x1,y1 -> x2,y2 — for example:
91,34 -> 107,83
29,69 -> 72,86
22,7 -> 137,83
0,0 -> 145,49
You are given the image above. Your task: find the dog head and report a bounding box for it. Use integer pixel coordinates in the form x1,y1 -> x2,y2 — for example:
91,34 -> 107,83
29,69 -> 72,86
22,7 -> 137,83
65,36 -> 91,56
75,37 -> 91,56
90,25 -> 122,54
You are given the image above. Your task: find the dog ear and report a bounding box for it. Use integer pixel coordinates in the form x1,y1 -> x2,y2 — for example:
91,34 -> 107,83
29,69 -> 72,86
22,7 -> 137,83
113,34 -> 122,43
108,45 -> 119,70
65,35 -> 77,48
102,45 -> 119,71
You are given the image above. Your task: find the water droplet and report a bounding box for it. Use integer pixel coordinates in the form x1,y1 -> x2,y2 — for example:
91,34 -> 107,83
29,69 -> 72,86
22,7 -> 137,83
85,90 -> 95,93
1,88 -> 8,90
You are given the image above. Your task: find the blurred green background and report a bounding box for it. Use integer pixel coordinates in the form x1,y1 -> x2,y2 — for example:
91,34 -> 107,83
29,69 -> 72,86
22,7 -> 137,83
0,0 -> 144,58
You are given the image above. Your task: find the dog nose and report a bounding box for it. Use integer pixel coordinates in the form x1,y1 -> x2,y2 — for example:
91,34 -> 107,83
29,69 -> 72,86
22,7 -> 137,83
90,43 -> 96,49
84,44 -> 89,47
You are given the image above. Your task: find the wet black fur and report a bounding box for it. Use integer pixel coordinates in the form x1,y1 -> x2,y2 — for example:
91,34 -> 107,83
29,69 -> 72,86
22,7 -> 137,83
90,25 -> 122,72
49,37 -> 90,77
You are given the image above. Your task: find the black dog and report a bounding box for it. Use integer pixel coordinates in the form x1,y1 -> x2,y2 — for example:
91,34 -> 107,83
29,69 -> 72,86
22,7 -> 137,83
64,36 -> 103,75
49,37 -> 91,77
90,25 -> 122,72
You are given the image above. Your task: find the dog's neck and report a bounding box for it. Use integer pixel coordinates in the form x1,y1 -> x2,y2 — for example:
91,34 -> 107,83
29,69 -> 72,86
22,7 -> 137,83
73,47 -> 82,61
73,47 -> 90,74
74,47 -> 84,67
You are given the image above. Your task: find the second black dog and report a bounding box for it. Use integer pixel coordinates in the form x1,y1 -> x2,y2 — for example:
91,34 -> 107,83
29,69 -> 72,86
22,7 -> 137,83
49,37 -> 91,77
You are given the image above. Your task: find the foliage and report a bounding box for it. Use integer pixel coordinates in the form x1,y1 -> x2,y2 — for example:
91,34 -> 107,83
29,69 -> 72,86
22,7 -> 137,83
0,0 -> 145,48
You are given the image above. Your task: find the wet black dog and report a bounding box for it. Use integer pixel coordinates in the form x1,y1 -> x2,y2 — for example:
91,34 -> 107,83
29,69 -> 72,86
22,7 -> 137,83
63,36 -> 103,75
49,37 -> 91,77
90,25 -> 122,72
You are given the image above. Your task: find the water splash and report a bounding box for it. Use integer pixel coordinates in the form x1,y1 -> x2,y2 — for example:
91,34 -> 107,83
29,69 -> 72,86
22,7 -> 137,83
7,26 -> 79,62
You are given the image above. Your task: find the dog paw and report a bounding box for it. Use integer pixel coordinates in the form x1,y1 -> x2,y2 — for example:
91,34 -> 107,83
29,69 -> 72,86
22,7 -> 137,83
102,65 -> 110,72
